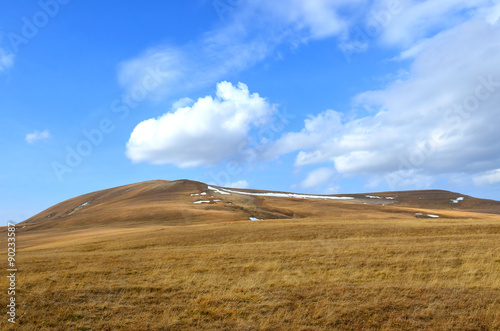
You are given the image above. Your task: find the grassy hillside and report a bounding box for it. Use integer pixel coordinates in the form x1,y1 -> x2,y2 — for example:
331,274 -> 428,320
21,180 -> 500,233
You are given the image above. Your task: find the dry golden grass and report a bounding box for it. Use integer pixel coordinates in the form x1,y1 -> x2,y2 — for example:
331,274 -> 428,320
1,213 -> 500,330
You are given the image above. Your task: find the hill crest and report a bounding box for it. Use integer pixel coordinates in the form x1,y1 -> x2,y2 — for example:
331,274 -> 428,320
20,179 -> 500,231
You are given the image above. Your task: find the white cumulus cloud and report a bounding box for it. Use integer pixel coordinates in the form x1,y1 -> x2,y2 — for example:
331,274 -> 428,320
25,130 -> 51,144
126,82 -> 275,167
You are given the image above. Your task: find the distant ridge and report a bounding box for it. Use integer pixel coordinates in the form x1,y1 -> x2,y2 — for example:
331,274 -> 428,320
20,179 -> 500,232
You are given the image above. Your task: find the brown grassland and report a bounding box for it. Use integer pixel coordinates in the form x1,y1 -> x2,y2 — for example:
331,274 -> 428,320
1,181 -> 499,330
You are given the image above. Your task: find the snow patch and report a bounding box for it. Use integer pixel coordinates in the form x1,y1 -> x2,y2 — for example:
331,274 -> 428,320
193,200 -> 210,204
68,201 -> 91,214
249,217 -> 262,221
451,197 -> 464,203
220,188 -> 354,200
386,196 -> 396,200
207,186 -> 231,195
365,195 -> 382,199
415,213 -> 439,218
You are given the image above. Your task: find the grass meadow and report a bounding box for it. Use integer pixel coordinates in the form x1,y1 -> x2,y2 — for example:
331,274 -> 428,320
1,213 -> 499,330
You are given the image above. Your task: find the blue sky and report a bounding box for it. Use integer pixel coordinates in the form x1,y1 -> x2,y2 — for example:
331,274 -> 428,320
1,0 -> 500,225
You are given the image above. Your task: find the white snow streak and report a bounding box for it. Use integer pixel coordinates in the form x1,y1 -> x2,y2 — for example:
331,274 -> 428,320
217,187 -> 354,200
451,197 -> 464,203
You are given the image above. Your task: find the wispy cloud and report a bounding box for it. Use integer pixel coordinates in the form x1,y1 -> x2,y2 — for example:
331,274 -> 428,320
25,130 -> 51,144
119,0 -> 498,101
117,40 -> 269,101
301,167 -> 336,189
0,48 -> 14,73
225,180 -> 249,189
117,0 -> 361,100
373,0 -> 492,47
266,7 -> 500,189
474,169 -> 500,186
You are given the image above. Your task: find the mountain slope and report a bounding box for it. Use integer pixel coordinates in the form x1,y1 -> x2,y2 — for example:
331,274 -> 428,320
20,179 -> 500,232
22,180 -> 296,231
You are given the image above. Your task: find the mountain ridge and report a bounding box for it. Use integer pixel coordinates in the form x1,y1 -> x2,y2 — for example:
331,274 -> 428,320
19,179 -> 500,232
